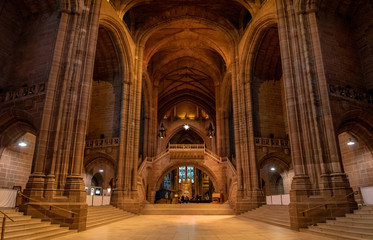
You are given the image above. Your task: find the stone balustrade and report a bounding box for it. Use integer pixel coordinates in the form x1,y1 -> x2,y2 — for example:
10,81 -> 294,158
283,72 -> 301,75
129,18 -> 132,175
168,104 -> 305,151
85,137 -> 119,149
0,83 -> 46,103
168,144 -> 205,150
254,137 -> 290,148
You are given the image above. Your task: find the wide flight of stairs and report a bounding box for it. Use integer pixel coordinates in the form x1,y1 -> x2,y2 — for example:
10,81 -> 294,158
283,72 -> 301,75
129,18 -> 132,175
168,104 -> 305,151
303,205 -> 373,239
86,205 -> 136,229
239,205 -> 291,228
0,209 -> 76,240
141,203 -> 235,215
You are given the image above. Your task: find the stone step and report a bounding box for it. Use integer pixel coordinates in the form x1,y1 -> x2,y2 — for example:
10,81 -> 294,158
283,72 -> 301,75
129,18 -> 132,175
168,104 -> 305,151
345,213 -> 373,220
242,211 -> 289,217
302,228 -> 363,240
331,218 -> 373,228
0,214 -> 32,222
0,221 -> 51,233
317,222 -> 373,234
141,203 -> 234,215
238,215 -> 290,228
239,205 -> 290,229
242,214 -> 290,223
87,206 -> 118,212
87,210 -> 131,218
31,229 -> 77,240
86,206 -> 135,230
87,212 -> 132,223
142,203 -> 232,209
353,209 -> 373,214
307,225 -> 373,239
4,225 -> 68,240
0,208 -> 76,240
304,206 -> 373,240
141,209 -> 234,215
86,214 -> 134,229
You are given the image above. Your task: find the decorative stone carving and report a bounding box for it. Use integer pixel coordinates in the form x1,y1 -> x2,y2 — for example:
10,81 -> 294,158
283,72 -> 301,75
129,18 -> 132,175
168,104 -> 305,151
0,84 -> 46,103
329,84 -> 373,105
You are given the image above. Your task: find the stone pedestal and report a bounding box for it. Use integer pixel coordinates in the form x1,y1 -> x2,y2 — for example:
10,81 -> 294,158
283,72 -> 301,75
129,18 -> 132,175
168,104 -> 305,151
289,175 -> 357,230
111,189 -> 141,214
235,189 -> 265,214
20,175 -> 88,231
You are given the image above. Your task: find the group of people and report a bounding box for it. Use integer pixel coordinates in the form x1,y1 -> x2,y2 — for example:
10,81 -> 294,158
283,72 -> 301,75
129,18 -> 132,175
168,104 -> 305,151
180,194 -> 207,203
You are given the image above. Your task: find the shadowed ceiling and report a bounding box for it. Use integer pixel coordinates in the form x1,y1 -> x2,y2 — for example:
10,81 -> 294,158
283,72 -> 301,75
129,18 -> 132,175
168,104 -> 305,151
108,0 -> 259,122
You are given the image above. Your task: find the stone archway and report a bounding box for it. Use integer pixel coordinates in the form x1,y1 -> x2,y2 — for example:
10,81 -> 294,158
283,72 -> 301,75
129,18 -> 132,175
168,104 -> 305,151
143,155 -> 226,203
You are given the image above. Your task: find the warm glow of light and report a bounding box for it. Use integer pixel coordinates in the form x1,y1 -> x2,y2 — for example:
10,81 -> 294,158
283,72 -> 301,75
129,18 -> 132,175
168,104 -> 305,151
18,141 -> 27,147
270,167 -> 276,171
347,138 -> 355,146
99,169 -> 104,173
184,124 -> 190,130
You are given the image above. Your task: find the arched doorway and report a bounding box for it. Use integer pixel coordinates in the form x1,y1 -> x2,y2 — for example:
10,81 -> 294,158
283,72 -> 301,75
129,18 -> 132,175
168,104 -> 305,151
0,132 -> 36,191
155,166 -> 215,204
338,130 -> 373,204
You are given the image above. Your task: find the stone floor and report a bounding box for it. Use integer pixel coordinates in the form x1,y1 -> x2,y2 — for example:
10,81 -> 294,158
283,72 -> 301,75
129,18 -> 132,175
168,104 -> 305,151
57,215 -> 332,240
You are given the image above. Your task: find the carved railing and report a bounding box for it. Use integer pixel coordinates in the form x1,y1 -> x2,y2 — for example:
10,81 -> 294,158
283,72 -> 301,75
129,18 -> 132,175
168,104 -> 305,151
329,84 -> 373,105
0,83 -> 46,103
168,144 -> 205,150
254,137 -> 290,148
85,137 -> 119,149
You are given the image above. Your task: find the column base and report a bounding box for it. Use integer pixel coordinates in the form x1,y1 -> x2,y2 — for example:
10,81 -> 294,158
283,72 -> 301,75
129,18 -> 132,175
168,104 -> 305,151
235,189 -> 265,214
20,175 -> 88,231
289,175 -> 357,230
111,189 -> 141,214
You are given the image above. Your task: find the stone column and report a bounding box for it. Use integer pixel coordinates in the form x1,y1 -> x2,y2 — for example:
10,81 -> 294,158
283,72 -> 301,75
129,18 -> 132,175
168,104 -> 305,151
231,49 -> 265,213
111,42 -> 143,213
276,0 -> 356,230
22,0 -> 102,231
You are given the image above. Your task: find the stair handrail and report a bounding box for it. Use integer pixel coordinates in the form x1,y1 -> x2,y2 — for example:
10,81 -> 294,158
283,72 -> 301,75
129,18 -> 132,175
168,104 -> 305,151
300,190 -> 358,216
17,192 -> 77,216
204,148 -> 222,163
1,209 -> 15,240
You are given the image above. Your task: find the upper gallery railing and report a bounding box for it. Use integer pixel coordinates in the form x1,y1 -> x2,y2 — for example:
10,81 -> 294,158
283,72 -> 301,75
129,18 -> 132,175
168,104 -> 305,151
168,144 -> 205,150
254,137 -> 290,148
85,137 -> 119,149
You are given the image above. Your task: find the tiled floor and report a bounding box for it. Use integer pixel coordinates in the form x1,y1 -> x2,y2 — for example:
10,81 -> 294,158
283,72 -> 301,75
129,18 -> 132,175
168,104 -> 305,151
58,215 -> 331,240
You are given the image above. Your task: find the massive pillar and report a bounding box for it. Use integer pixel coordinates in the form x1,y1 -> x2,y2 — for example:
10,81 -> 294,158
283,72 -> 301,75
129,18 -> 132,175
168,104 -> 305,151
276,0 -> 357,230
110,41 -> 143,213
21,0 -> 102,231
232,56 -> 265,213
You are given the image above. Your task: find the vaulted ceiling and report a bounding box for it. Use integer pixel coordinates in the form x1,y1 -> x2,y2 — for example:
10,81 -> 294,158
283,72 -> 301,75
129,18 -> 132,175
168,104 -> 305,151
108,0 -> 260,121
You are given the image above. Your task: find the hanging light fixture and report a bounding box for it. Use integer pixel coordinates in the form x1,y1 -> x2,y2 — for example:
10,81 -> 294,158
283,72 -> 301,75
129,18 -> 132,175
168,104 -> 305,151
158,123 -> 166,138
207,123 -> 215,138
18,139 -> 27,147
270,167 -> 276,171
183,124 -> 190,130
347,138 -> 355,146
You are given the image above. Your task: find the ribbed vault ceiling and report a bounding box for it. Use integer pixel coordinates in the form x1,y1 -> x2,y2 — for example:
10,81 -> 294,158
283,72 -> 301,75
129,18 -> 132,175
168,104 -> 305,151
109,0 -> 259,121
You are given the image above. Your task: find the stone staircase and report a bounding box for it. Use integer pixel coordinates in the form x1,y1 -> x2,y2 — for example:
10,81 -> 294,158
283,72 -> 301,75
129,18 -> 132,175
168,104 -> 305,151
303,205 -> 373,239
0,209 -> 76,240
86,205 -> 136,229
239,205 -> 290,228
141,203 -> 235,215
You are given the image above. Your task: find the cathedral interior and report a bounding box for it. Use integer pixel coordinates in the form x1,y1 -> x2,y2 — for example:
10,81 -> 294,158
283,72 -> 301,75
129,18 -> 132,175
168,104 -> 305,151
0,0 -> 373,239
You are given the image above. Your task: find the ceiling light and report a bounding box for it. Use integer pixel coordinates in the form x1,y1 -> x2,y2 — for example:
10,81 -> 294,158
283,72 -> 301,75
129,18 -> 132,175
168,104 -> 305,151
347,138 -> 355,146
18,140 -> 27,147
183,124 -> 190,130
270,167 -> 276,171
99,169 -> 104,173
